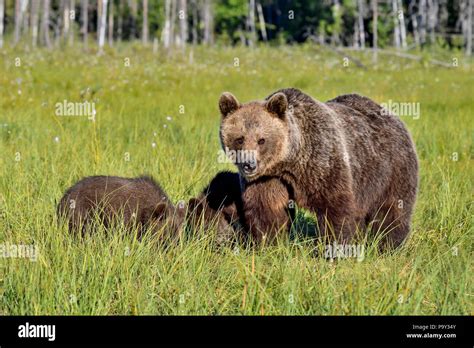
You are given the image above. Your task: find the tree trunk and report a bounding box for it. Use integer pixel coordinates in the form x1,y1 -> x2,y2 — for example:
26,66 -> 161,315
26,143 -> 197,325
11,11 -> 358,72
14,0 -> 22,45
63,0 -> 70,43
409,0 -> 420,48
69,0 -> 75,46
331,0 -> 341,46
392,0 -> 400,49
129,0 -> 137,39
98,0 -> 108,52
191,0 -> 198,44
179,0 -> 187,47
419,0 -> 427,44
398,0 -> 406,48
108,0 -> 114,46
256,2 -> 267,42
353,20 -> 359,48
81,0 -> 88,48
247,0 -> 256,46
21,0 -> 29,37
427,0 -> 438,44
466,0 -> 473,56
42,0 -> 51,48
203,0 -> 213,45
170,0 -> 176,45
357,0 -> 365,49
30,0 -> 40,47
163,0 -> 171,48
0,0 -> 5,48
117,0 -> 123,42
372,0 -> 377,62
142,0 -> 148,44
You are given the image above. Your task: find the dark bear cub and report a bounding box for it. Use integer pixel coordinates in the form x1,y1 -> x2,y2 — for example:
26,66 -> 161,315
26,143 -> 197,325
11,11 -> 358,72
187,171 -> 243,246
57,175 -> 185,241
188,171 -> 295,246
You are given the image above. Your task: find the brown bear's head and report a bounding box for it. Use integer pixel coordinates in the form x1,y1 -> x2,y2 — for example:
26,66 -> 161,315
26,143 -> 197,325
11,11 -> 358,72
218,92 -> 290,181
144,201 -> 187,242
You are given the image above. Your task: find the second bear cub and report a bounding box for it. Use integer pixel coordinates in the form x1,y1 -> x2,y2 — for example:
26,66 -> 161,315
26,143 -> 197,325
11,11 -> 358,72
57,175 -> 185,241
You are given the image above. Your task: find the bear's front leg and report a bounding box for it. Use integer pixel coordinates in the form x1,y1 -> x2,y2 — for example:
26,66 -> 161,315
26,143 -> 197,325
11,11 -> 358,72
315,190 -> 363,245
241,177 -> 294,245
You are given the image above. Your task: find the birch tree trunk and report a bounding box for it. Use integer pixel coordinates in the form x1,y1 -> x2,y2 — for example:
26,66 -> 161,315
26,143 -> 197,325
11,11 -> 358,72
191,0 -> 198,44
98,0 -> 108,52
0,0 -> 3,48
179,0 -> 187,47
117,0 -> 123,42
427,0 -> 438,44
163,0 -> 171,48
129,0 -> 137,38
108,0 -> 114,46
466,0 -> 473,56
331,0 -> 341,45
42,0 -> 51,48
203,0 -> 212,45
21,0 -> 29,37
170,0 -> 176,45
419,0 -> 427,44
409,0 -> 420,48
247,0 -> 256,46
256,2 -> 267,42
14,0 -> 22,45
69,0 -> 75,46
372,0 -> 377,62
30,0 -> 39,47
392,0 -> 400,49
357,0 -> 365,48
63,0 -> 70,43
398,0 -> 407,48
142,0 -> 148,44
81,0 -> 88,48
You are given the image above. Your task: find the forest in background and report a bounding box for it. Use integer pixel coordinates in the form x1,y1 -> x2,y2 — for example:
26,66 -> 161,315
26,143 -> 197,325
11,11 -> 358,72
0,0 -> 472,56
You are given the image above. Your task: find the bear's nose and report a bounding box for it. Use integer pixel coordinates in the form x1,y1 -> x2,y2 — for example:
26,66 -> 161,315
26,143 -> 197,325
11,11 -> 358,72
242,160 -> 257,173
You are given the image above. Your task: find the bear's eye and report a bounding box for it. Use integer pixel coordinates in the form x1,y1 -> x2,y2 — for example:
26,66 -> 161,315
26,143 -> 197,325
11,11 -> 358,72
235,137 -> 244,146
258,138 -> 265,145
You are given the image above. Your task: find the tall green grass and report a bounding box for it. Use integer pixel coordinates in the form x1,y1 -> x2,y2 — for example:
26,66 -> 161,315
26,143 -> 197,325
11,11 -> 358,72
0,45 -> 472,314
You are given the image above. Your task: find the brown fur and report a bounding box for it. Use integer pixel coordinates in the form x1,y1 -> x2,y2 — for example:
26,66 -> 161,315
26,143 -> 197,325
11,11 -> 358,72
240,176 -> 295,244
219,88 -> 419,249
57,175 -> 185,241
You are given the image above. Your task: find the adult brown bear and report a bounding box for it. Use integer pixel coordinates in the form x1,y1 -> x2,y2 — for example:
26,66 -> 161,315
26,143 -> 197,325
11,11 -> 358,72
219,88 -> 418,249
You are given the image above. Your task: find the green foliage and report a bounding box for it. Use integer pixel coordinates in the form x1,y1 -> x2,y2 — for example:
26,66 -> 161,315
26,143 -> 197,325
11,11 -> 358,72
215,0 -> 248,43
0,45 -> 472,315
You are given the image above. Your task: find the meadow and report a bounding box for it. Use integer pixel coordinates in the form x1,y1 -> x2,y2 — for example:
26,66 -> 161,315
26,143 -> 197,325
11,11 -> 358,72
0,44 -> 472,315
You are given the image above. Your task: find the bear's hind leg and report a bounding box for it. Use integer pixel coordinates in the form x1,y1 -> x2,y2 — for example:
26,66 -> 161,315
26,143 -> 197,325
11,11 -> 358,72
369,201 -> 413,250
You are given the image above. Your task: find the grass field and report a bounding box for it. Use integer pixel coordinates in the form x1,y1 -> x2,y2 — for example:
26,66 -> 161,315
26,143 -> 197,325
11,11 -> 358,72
0,45 -> 472,315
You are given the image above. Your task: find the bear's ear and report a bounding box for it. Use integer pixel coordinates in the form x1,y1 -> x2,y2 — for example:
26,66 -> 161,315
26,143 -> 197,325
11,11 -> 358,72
219,92 -> 240,118
187,197 -> 203,212
153,202 -> 169,221
266,92 -> 288,118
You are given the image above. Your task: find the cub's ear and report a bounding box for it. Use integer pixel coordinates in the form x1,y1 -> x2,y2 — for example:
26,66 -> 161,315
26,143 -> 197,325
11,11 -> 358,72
153,202 -> 169,221
266,92 -> 288,118
219,92 -> 240,118
187,197 -> 203,211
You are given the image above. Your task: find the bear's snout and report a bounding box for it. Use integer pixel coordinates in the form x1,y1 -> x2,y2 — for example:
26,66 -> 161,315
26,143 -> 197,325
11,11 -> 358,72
240,159 -> 257,176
